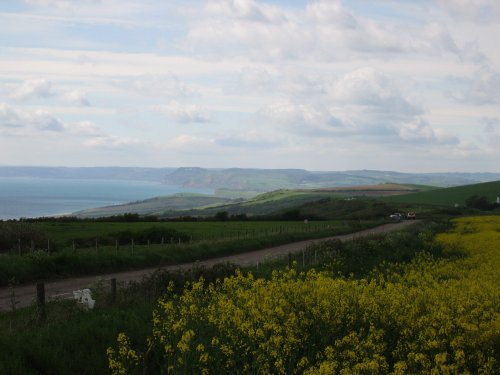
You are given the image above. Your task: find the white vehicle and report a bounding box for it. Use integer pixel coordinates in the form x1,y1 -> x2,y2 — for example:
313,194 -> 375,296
407,212 -> 416,220
389,213 -> 403,221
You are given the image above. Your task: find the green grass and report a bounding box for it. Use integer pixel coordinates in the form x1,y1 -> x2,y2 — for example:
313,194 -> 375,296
383,180 -> 500,206
0,299 -> 154,375
214,189 -> 261,199
34,220 -> 341,243
75,193 -> 233,218
74,184 -> 435,219
0,220 -> 381,285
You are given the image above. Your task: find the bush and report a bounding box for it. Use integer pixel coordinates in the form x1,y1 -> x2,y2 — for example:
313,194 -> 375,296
465,195 -> 494,210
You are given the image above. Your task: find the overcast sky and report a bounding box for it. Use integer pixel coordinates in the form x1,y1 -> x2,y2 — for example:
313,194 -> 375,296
0,0 -> 499,172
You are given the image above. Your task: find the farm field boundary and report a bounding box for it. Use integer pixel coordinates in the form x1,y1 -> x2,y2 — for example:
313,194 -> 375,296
0,220 -> 416,312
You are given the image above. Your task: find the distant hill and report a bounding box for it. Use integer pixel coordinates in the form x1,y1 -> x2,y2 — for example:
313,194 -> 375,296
74,183 -> 432,218
2,166 -> 500,191
0,166 -> 175,182
74,194 -> 233,218
164,167 -> 500,191
383,180 -> 500,206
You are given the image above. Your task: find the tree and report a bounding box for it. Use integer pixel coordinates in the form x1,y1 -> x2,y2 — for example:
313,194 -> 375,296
465,195 -> 493,210
215,211 -> 228,221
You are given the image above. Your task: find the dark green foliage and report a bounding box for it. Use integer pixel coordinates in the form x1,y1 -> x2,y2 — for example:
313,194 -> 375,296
281,209 -> 303,220
214,211 -> 229,221
385,180 -> 500,206
272,198 -> 395,221
0,222 -> 50,253
266,220 -> 451,281
465,195 -> 495,210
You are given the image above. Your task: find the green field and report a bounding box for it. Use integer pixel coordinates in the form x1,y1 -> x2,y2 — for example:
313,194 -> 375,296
0,219 -> 378,286
74,193 -> 234,218
36,220 -> 341,244
383,180 -> 500,206
74,183 -> 432,219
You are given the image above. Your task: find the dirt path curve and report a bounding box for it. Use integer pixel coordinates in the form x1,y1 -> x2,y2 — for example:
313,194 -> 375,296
0,220 -> 417,312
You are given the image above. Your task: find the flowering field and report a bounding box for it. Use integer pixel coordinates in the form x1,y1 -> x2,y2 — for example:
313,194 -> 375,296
109,217 -> 500,374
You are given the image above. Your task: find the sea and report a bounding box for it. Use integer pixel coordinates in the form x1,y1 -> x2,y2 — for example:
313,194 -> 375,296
0,177 -> 210,220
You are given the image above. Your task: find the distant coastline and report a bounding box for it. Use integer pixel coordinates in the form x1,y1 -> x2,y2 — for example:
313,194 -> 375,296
0,177 -> 211,220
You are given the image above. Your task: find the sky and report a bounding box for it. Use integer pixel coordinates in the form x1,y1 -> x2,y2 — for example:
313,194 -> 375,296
0,0 -> 499,172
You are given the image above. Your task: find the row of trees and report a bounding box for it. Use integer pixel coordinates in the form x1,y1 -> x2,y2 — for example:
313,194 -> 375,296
465,195 -> 499,210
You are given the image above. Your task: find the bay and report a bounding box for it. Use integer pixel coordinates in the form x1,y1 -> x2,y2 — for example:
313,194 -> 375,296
0,177 -> 210,219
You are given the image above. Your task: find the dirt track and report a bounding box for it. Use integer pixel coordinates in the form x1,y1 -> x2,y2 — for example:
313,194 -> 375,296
0,220 -> 418,312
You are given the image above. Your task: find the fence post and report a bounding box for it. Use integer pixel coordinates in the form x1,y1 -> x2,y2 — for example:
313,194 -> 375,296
288,252 -> 292,268
47,239 -> 50,256
147,240 -> 150,249
36,283 -> 46,324
110,278 -> 117,303
115,240 -> 118,255
161,237 -> 164,246
302,250 -> 305,268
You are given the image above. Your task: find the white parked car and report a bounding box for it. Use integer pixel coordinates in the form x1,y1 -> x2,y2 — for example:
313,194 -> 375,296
389,213 -> 403,221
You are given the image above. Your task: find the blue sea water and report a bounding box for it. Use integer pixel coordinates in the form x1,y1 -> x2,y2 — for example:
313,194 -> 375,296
0,177 -> 210,219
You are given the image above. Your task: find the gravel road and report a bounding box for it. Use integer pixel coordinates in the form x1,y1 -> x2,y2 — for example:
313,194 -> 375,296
0,220 -> 418,312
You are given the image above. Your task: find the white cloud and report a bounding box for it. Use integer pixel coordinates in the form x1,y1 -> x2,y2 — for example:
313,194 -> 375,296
328,68 -> 421,115
261,101 -> 321,124
30,109 -> 64,131
70,120 -> 102,136
0,103 -> 23,128
24,0 -> 74,8
463,66 -> 500,104
183,0 -> 467,63
398,117 -> 458,144
216,130 -> 281,148
83,135 -> 145,149
126,74 -> 198,99
0,103 -> 63,132
0,1 -> 498,171
438,0 -> 500,23
62,90 -> 91,106
258,67 -> 428,141
11,78 -> 54,100
155,101 -> 211,123
22,0 -> 147,21
166,134 -> 215,150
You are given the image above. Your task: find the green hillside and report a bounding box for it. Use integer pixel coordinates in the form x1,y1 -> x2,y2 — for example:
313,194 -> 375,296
73,183 -> 434,218
383,180 -> 500,206
74,194 -> 233,218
